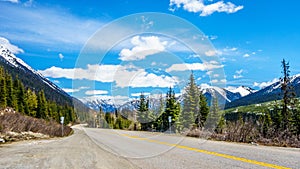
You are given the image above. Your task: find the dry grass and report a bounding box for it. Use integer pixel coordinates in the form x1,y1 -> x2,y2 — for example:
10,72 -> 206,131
0,108 -> 73,142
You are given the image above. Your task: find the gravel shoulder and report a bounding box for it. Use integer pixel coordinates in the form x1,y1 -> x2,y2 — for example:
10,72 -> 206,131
0,126 -> 138,169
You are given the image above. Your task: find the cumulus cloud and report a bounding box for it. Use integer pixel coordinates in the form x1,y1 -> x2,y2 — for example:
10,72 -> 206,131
0,37 -> 24,54
233,69 -> 244,79
166,61 -> 224,72
38,64 -> 120,83
119,36 -> 168,61
169,0 -> 244,16
39,64 -> 179,88
127,71 -> 178,88
85,90 -> 108,95
253,78 -> 279,89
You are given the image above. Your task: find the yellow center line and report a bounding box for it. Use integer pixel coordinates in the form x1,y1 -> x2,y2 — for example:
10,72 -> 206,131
120,134 -> 290,169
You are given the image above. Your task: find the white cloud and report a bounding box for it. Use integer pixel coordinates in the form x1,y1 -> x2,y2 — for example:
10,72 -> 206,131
233,69 -> 244,79
39,64 -> 179,88
53,80 -> 60,84
0,0 -> 19,3
0,4 -> 102,49
169,0 -> 244,16
200,83 -> 211,89
0,37 -> 24,54
211,79 -> 219,83
62,86 -> 89,93
166,61 -> 224,72
119,36 -> 168,61
220,79 -> 227,83
230,47 -> 238,51
243,53 -> 250,58
24,0 -> 33,7
127,71 -> 178,88
85,90 -> 108,95
209,35 -> 218,40
38,64 -> 120,83
58,53 -> 64,61
205,50 -> 217,56
62,88 -> 80,93
253,78 -> 279,89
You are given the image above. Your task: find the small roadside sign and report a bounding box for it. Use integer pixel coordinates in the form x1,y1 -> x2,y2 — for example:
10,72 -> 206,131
60,116 -> 64,124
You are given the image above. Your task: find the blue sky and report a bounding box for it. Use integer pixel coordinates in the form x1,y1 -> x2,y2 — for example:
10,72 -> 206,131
1,0 -> 300,104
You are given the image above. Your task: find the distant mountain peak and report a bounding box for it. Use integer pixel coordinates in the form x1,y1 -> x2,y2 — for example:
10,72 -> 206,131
227,86 -> 256,97
0,45 -> 70,101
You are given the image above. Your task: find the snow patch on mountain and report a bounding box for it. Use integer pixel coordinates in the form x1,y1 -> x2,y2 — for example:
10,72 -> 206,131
227,86 -> 256,97
0,45 -> 67,95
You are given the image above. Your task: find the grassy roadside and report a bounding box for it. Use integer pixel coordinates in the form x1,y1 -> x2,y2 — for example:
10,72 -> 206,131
0,108 -> 73,144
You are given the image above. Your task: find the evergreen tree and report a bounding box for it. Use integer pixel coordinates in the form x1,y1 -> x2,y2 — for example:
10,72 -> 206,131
37,90 -> 48,119
163,87 -> 181,132
154,94 -> 165,131
137,93 -> 154,130
280,59 -> 296,128
0,75 -> 7,108
205,96 -> 220,130
182,73 -> 199,129
5,74 -> 14,108
196,91 -> 209,128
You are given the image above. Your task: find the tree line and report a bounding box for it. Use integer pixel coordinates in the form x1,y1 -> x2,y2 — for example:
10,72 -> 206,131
131,73 -> 212,133
0,66 -> 76,124
218,59 -> 300,147
93,73 -> 214,133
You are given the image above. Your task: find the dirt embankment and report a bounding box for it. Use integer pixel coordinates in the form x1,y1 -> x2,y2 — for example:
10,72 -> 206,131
0,108 -> 73,143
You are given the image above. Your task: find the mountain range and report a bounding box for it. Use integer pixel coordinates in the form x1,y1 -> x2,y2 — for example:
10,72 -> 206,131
2,44 -> 299,114
0,45 -> 90,114
84,76 -> 300,112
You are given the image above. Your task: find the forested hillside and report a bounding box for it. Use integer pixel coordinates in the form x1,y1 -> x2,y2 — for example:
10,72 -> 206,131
0,66 -> 76,124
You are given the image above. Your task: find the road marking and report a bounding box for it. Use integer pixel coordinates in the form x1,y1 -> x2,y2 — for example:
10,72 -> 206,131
121,134 -> 290,169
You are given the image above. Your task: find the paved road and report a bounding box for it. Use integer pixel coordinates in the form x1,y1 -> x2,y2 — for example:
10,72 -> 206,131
0,126 -> 299,169
0,126 -> 137,169
84,128 -> 300,169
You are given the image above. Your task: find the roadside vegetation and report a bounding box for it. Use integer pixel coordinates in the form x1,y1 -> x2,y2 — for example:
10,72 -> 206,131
0,108 -> 72,143
0,66 -> 76,143
92,59 -> 300,148
215,60 -> 300,147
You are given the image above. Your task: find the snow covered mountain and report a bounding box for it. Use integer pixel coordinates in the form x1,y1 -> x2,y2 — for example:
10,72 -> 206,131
227,86 -> 257,97
84,97 -> 118,112
200,85 -> 255,107
0,45 -> 67,96
226,75 -> 300,109
0,45 -> 81,108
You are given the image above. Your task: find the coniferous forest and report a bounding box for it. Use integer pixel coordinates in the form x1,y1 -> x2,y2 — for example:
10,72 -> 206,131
0,66 -> 76,124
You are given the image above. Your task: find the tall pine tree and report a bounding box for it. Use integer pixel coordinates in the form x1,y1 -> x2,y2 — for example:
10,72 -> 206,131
137,93 -> 154,130
196,91 -> 209,129
205,96 -> 220,130
163,87 -> 181,132
280,59 -> 296,128
182,73 -> 200,129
